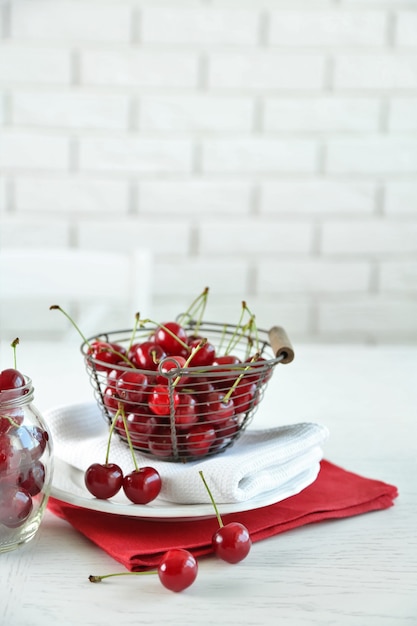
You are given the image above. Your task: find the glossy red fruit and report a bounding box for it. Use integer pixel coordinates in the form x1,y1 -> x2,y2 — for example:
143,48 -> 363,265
174,393 -> 198,429
231,380 -> 258,414
122,467 -> 162,504
185,423 -> 216,457
147,427 -> 175,459
116,371 -> 148,404
157,549 -> 198,592
0,368 -> 25,391
87,341 -> 126,373
148,384 -> 179,416
202,391 -> 235,425
211,355 -> 242,390
154,322 -> 188,357
115,410 -> 158,449
212,521 -> 252,564
128,341 -> 166,371
155,356 -> 190,386
0,485 -> 33,528
84,462 -> 123,499
187,339 -> 216,367
18,460 -> 46,496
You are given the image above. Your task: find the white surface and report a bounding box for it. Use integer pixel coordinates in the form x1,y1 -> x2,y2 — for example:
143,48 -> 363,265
1,341 -> 416,625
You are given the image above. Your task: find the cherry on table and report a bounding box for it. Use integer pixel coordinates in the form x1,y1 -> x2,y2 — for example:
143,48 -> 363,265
157,548 -> 198,592
88,548 -> 198,593
199,470 -> 252,564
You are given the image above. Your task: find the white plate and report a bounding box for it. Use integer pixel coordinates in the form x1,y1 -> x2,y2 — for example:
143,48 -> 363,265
50,457 -> 295,521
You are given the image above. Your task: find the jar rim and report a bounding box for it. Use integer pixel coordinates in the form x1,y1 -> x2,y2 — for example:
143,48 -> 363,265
0,376 -> 34,407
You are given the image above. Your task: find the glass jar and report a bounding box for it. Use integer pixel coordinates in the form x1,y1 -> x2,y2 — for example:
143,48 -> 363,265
0,378 -> 53,553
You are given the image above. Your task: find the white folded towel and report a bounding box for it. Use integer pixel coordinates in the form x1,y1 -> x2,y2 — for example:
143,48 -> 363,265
44,402 -> 329,505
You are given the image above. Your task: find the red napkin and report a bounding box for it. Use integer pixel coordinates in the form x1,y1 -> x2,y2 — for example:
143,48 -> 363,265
48,460 -> 398,571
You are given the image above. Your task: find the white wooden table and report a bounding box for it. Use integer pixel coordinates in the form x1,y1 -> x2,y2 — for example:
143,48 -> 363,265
1,341 -> 416,626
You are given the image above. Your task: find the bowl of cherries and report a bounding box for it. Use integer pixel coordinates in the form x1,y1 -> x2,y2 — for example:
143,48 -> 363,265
0,340 -> 53,553
53,291 -> 294,463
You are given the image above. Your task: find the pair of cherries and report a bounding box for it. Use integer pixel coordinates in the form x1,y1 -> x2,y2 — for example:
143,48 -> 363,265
84,404 -> 162,505
89,471 -> 252,592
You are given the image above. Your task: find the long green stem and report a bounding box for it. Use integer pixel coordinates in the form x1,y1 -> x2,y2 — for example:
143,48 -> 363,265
177,287 -> 209,327
105,410 -> 121,465
89,571 -> 157,583
50,304 -> 91,347
118,403 -> 139,472
199,470 -> 223,528
127,312 -> 141,352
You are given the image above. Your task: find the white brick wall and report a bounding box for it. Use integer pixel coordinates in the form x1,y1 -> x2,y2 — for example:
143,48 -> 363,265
0,0 -> 416,344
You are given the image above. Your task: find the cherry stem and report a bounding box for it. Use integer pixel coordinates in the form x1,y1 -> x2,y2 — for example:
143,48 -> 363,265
223,301 -> 250,356
127,312 -> 141,352
171,338 -> 207,387
89,571 -> 157,583
118,403 -> 139,472
242,302 -> 260,354
105,410 -> 120,465
199,471 -> 223,528
177,287 -> 209,328
50,304 -> 135,368
10,337 -> 19,370
50,304 -> 91,347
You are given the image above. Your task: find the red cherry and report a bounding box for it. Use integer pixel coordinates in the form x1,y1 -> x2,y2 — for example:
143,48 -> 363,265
202,390 -> 235,425
244,356 -> 273,384
231,380 -> 258,414
211,354 -> 242,390
84,463 -> 123,499
103,385 -> 121,414
174,393 -> 198,429
0,408 -> 24,435
148,426 -> 176,458
212,521 -> 252,564
148,384 -> 179,416
115,410 -> 158,449
122,466 -> 162,504
185,423 -> 216,457
0,368 -> 25,391
116,371 -> 148,404
0,485 -> 33,528
155,356 -> 190,386
128,341 -> 166,371
18,460 -> 46,496
154,322 -> 189,357
157,549 -> 198,593
187,339 -> 216,367
199,470 -> 252,564
87,341 -> 126,373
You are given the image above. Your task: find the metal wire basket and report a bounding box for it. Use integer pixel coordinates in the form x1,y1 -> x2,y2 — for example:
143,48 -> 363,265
81,320 -> 294,463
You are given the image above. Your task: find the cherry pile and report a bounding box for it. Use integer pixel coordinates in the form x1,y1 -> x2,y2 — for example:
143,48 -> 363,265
83,319 -> 272,463
0,362 -> 49,531
52,293 -> 275,463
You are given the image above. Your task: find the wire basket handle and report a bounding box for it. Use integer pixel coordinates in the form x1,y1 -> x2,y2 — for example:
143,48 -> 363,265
268,326 -> 295,364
